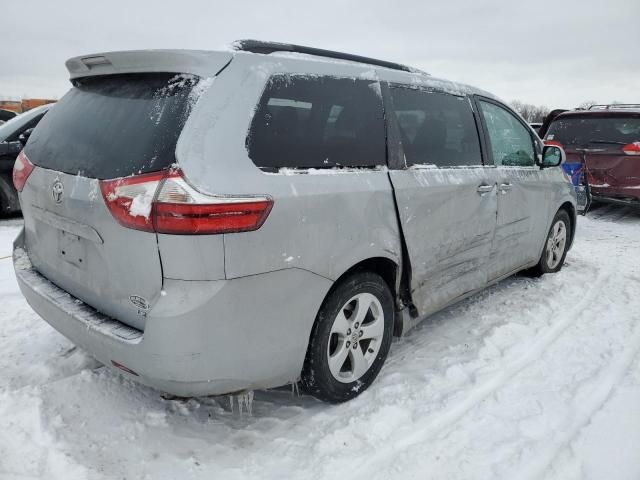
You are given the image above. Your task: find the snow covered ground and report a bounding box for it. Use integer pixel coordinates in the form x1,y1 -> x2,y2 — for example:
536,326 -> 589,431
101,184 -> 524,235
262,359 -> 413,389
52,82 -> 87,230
1,205 -> 640,480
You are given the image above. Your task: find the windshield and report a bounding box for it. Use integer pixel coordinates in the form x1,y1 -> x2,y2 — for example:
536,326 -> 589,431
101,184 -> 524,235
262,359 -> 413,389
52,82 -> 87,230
25,73 -> 201,180
0,104 -> 51,143
545,115 -> 640,147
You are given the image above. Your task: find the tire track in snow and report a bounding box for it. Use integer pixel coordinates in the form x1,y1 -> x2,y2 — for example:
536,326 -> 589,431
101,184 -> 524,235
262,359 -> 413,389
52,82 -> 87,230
506,280 -> 640,480
383,263 -> 589,372
346,268 -> 612,480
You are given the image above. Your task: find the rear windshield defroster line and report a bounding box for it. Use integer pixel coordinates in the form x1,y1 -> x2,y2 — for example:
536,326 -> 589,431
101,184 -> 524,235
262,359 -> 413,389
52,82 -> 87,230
25,73 -> 202,180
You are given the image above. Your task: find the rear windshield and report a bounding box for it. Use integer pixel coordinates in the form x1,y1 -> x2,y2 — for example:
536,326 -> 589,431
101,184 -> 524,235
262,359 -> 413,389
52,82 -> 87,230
25,73 -> 201,179
545,115 -> 640,147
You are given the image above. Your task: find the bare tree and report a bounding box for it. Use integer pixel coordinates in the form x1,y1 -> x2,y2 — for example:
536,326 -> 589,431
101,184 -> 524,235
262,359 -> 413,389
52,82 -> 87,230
510,100 -> 550,123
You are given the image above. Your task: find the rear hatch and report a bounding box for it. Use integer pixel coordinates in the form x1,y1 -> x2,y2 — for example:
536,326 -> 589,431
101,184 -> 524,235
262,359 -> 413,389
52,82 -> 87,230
20,70 -> 214,330
545,113 -> 640,200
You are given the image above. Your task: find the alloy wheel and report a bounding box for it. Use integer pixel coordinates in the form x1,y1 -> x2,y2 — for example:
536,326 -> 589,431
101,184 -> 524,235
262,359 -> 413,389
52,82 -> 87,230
327,292 -> 385,383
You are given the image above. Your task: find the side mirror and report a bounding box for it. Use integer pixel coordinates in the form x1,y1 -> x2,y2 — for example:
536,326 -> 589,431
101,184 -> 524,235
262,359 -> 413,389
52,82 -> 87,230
18,128 -> 35,146
541,144 -> 565,168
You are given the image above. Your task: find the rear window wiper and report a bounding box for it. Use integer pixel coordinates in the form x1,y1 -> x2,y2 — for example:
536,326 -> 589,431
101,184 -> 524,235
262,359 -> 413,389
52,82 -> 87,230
588,139 -> 626,145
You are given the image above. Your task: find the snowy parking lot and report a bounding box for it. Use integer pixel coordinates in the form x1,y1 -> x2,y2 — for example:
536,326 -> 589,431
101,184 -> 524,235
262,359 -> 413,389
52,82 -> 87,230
1,205 -> 640,480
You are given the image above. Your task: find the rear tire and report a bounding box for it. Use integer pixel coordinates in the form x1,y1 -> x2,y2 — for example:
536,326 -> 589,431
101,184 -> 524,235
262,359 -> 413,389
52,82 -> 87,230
529,209 -> 571,277
301,272 -> 394,403
0,174 -> 19,216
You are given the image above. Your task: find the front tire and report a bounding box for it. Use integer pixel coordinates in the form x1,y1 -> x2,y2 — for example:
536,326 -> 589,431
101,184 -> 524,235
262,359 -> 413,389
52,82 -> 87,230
530,209 -> 571,276
301,272 -> 394,403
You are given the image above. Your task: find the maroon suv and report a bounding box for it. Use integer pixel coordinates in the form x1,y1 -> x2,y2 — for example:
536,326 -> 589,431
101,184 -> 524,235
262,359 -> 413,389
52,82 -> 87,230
541,105 -> 640,207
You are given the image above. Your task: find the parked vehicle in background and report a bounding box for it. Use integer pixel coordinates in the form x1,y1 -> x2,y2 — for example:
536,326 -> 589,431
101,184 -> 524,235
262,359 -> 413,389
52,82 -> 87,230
0,98 -> 56,114
542,104 -> 640,209
0,109 -> 17,124
529,122 -> 542,134
12,41 -> 575,403
0,104 -> 53,214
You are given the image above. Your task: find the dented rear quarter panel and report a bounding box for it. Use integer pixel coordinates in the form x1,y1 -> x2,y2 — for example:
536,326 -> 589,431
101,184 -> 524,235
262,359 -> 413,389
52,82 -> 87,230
175,53 -> 403,282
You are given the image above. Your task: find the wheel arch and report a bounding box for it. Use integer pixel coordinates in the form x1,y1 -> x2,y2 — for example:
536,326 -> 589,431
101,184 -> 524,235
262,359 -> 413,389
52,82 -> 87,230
316,256 -> 408,339
336,256 -> 399,296
558,201 -> 577,249
0,172 -> 20,215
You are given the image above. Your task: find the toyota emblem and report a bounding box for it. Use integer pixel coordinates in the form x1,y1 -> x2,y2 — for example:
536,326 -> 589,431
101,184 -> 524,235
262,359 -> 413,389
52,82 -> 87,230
52,180 -> 64,204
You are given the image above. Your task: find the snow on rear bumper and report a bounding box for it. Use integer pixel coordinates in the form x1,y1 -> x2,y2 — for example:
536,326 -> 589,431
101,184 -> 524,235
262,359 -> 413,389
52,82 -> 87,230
13,227 -> 332,396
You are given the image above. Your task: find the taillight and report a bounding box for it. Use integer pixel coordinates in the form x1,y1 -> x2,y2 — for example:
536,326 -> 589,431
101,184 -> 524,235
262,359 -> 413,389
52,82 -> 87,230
100,171 -> 165,232
100,169 -> 273,235
545,140 -> 563,148
12,151 -> 36,192
623,142 -> 640,156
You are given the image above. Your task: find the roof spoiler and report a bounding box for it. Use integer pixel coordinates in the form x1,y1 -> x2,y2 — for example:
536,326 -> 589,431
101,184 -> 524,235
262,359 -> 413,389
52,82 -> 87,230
65,50 -> 233,80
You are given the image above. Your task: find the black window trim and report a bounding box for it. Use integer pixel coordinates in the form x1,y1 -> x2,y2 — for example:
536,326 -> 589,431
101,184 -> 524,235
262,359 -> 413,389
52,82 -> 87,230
383,82 -> 486,170
380,82 -> 402,170
473,95 -> 542,168
246,73 -> 389,172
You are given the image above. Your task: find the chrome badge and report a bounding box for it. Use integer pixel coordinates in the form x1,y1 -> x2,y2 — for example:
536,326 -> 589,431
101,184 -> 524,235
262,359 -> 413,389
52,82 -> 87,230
129,295 -> 149,311
52,180 -> 64,204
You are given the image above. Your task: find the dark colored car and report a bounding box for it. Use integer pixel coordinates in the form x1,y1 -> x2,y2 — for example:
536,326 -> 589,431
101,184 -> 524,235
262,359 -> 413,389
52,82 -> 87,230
0,109 -> 18,124
541,105 -> 640,209
0,104 -> 52,214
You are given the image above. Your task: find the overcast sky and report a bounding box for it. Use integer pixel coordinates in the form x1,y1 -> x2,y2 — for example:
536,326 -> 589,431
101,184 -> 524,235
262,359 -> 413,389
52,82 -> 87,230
2,0 -> 638,108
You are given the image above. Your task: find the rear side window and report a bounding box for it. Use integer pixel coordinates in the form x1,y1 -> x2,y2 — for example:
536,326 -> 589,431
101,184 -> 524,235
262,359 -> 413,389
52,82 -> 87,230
25,73 -> 200,179
247,75 -> 385,170
389,86 -> 481,167
479,101 -> 535,167
545,115 -> 640,147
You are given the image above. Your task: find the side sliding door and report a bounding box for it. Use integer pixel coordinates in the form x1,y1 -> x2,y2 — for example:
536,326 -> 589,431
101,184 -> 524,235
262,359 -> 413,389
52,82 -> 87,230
386,85 -> 498,317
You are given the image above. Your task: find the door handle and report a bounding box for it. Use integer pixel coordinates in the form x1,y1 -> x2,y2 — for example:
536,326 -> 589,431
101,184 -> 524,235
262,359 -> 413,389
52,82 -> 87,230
499,183 -> 513,194
476,184 -> 495,195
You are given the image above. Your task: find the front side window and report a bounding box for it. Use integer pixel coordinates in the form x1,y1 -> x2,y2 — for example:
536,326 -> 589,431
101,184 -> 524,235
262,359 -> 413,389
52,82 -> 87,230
479,101 -> 535,167
389,86 -> 482,167
247,75 -> 385,170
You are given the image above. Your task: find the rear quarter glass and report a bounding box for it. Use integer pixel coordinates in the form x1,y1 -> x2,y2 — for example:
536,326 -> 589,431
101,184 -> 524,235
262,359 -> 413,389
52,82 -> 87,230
246,74 -> 386,170
24,73 -> 203,180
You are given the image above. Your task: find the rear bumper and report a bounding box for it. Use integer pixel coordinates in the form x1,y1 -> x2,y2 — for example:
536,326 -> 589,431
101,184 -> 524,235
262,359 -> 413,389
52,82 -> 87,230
13,228 -> 332,396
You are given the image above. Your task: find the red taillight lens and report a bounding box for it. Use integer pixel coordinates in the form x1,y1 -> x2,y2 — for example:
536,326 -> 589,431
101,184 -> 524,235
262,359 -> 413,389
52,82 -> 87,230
12,151 -> 36,192
100,171 -> 165,232
545,140 -> 564,148
154,200 -> 273,234
623,142 -> 640,156
100,169 -> 273,235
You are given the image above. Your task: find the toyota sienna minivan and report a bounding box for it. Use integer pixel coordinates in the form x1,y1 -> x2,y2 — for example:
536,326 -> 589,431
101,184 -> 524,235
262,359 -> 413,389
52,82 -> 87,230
13,41 -> 576,403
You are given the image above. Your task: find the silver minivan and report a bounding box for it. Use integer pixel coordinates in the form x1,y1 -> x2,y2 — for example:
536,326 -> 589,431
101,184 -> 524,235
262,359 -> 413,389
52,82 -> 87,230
13,41 -> 576,402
